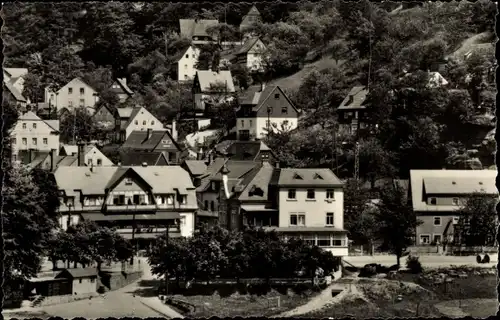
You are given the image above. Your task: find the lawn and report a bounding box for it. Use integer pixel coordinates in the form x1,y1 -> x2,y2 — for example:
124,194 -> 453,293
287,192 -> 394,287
169,289 -> 318,318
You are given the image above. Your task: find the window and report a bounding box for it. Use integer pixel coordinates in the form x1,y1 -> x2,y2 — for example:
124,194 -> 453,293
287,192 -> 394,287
274,93 -> 280,99
79,279 -> 82,284
326,213 -> 334,226
204,200 -> 209,210
90,278 -> 95,283
134,120 -> 138,125
433,217 -> 441,226
43,138 -> 48,145
87,197 -> 96,206
133,194 -> 140,204
179,195 -> 187,205
68,87 -> 73,94
181,216 -> 186,226
167,195 -> 174,205
124,177 -> 133,185
430,197 -> 437,205
326,189 -> 334,199
97,159 -> 102,166
211,182 -> 217,191
290,213 -> 305,226
88,159 -> 93,166
453,217 -> 459,224
33,123 -> 37,129
22,123 -> 27,129
281,107 -> 287,114
184,64 -> 188,69
80,88 -> 85,95
288,189 -> 296,199
249,119 -> 253,126
241,119 -> 244,127
32,138 -> 37,145
210,201 -> 215,211
433,234 -> 442,244
143,121 -> 146,125
151,120 -> 155,125
317,235 -> 331,247
306,189 -> 315,199
79,99 -> 85,107
420,235 -> 430,245
22,138 -> 27,145
68,100 -> 73,107
452,198 -> 459,205
186,54 -> 189,58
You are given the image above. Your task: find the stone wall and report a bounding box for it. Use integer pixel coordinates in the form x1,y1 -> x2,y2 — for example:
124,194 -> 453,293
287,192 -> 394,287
98,271 -> 143,292
37,292 -> 100,307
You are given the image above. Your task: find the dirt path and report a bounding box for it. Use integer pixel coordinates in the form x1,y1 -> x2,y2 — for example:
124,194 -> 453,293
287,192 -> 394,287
274,275 -> 361,317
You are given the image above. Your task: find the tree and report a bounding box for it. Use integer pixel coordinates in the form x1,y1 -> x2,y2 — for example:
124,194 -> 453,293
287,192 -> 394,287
357,137 -> 396,188
456,192 -> 497,247
59,107 -> 98,143
374,183 -> 422,266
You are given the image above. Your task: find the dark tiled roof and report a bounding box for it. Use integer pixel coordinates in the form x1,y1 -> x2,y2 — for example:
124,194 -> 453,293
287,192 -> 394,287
215,140 -> 272,161
122,130 -> 180,152
238,162 -> 274,202
211,160 -> 258,181
184,160 -> 207,176
236,38 -> 260,55
338,86 -> 369,110
57,268 -> 98,279
180,19 -> 218,38
119,151 -> 166,166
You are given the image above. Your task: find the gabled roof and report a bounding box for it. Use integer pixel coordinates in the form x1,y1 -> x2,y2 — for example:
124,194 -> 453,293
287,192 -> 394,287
184,160 -> 208,176
3,67 -> 28,78
195,70 -> 235,93
409,169 -> 498,212
277,168 -> 343,187
116,107 -> 135,119
4,81 -> 27,102
19,111 -> 41,121
105,167 -> 153,191
44,120 -> 60,132
236,38 -> 261,55
123,107 -> 144,128
114,78 -> 134,95
215,140 -> 274,161
179,19 -> 219,38
238,162 -> 274,202
54,77 -> 97,94
55,166 -> 196,200
171,46 -> 192,63
247,5 -> 261,16
122,130 -> 181,152
240,5 -> 262,30
238,85 -> 298,113
119,151 -> 168,166
56,268 -> 98,279
338,86 -> 369,111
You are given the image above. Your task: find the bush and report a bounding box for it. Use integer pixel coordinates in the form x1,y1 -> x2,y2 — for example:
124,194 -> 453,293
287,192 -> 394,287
406,256 -> 423,274
359,264 -> 378,277
476,255 -> 482,263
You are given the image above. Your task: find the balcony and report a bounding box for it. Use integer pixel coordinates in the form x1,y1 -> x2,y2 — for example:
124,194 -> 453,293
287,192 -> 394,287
104,204 -> 157,212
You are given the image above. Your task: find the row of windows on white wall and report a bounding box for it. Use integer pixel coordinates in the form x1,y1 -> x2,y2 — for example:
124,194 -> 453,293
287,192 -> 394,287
281,234 -> 346,247
134,120 -> 155,125
67,87 -> 86,95
14,137 -> 48,145
287,189 -> 335,199
289,212 -> 335,226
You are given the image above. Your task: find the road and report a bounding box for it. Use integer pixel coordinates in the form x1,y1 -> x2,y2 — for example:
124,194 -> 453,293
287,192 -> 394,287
344,254 -> 498,268
41,258 -> 165,318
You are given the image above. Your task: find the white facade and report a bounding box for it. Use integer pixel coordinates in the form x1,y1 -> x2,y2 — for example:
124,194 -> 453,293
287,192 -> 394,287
180,212 -> 195,238
44,78 -> 99,113
237,117 -> 297,140
84,146 -> 115,167
245,39 -> 266,71
177,46 -> 201,81
11,115 -> 60,157
125,107 -> 166,139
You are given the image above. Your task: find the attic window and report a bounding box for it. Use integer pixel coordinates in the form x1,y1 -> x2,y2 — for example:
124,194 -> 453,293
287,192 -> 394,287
274,93 -> 280,99
479,181 -> 483,185
314,173 -> 323,180
293,173 -> 303,180
125,177 -> 133,185
452,181 -> 456,185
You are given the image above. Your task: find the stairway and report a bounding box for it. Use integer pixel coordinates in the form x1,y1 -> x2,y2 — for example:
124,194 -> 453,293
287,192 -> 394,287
31,295 -> 45,307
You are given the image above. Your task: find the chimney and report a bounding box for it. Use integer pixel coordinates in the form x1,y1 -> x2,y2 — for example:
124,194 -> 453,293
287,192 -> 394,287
146,128 -> 153,140
260,82 -> 265,92
77,142 -> 85,167
171,120 -> 178,141
50,149 -> 56,172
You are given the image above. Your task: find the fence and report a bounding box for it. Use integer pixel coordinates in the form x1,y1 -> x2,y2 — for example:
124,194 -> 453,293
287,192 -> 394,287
348,244 -> 392,256
408,245 -> 498,256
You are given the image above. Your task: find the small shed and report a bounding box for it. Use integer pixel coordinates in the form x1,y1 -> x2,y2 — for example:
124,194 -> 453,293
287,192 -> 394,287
55,268 -> 99,295
26,275 -> 72,297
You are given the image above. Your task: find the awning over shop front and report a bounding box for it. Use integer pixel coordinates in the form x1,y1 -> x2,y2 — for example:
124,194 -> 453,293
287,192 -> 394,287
81,211 -> 181,222
240,204 -> 277,212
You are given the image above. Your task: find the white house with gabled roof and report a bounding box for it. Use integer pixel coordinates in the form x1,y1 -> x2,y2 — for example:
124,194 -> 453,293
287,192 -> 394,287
44,77 -> 100,114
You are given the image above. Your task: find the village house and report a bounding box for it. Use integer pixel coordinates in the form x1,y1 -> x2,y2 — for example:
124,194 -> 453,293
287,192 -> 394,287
193,70 -> 236,116
93,104 -> 116,130
181,159 -> 208,186
179,18 -> 219,45
44,77 -> 99,114
25,268 -> 98,299
54,164 -> 198,249
55,268 -> 98,296
22,143 -> 114,171
118,151 -> 169,166
239,5 -> 263,42
4,81 -> 28,110
112,106 -> 167,143
337,86 -> 370,135
232,38 -> 267,72
214,140 -> 277,165
120,127 -> 182,164
409,169 -> 498,246
10,111 -> 60,162
109,78 -> 134,103
4,67 -> 29,95
171,45 -> 201,82
236,84 -> 299,140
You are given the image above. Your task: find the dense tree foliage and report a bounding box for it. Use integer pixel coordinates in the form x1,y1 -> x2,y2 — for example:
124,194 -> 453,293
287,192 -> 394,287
147,225 -> 341,283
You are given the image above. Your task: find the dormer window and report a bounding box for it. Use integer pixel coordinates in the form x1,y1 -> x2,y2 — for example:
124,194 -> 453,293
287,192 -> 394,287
430,197 -> 437,205
314,173 -> 323,180
293,173 -> 303,180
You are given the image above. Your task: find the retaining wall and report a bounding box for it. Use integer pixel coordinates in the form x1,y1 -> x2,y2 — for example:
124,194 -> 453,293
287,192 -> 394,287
37,292 -> 100,307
